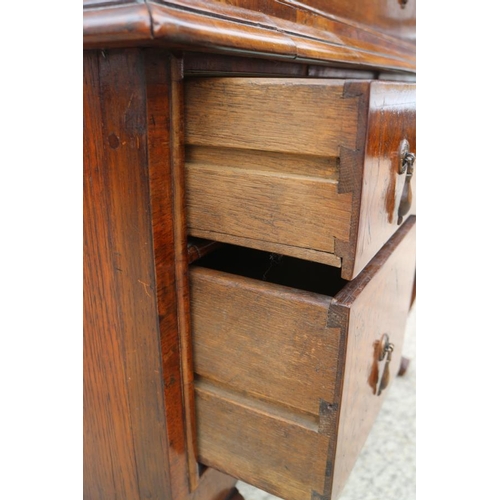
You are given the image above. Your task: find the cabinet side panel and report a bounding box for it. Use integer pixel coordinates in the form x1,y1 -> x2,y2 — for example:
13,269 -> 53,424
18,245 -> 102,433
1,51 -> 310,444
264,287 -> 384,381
83,49 -> 173,500
84,49 -> 141,500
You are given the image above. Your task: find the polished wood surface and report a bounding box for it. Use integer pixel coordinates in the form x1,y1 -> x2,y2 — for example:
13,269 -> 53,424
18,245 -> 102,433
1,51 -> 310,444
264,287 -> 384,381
84,0 -> 416,495
84,48 -> 238,500
353,81 -> 416,277
190,217 -> 416,500
143,50 -> 199,492
279,0 -> 415,40
83,0 -> 415,73
84,49 -> 173,500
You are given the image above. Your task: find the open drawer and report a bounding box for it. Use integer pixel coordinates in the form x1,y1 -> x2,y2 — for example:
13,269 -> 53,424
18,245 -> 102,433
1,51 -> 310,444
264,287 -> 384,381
185,78 -> 416,280
189,217 -> 416,500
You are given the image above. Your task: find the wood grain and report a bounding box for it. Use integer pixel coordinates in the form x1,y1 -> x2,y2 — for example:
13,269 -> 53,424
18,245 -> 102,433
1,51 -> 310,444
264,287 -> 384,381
191,267 -> 338,416
84,49 -> 140,500
185,77 -> 359,269
352,82 -> 416,278
191,217 -> 416,499
196,380 -> 330,500
185,78 -> 415,280
185,78 -> 358,156
84,47 -> 239,500
83,1 -> 415,73
187,164 -> 352,252
83,49 -> 173,500
143,50 -> 201,495
282,0 -> 416,41
330,216 -> 416,499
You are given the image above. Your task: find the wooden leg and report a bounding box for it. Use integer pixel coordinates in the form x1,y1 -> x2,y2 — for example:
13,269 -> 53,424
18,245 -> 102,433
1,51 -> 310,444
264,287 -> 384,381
398,356 -> 410,376
226,488 -> 245,500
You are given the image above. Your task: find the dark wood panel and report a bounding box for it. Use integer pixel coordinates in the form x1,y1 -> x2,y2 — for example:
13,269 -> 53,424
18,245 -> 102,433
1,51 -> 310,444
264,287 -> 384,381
353,81 -> 416,278
83,49 -> 173,500
183,52 -> 308,77
84,49 -> 141,500
284,0 -> 416,41
143,50 -> 197,496
84,47 -> 239,500
83,1 -> 415,73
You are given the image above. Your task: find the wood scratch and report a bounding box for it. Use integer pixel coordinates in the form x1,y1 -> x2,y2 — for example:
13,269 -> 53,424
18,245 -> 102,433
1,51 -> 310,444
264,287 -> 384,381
138,279 -> 152,298
126,94 -> 134,112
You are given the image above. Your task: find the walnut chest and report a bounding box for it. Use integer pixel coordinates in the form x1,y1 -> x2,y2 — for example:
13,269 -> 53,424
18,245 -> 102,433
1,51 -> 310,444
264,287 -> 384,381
83,1 -> 416,499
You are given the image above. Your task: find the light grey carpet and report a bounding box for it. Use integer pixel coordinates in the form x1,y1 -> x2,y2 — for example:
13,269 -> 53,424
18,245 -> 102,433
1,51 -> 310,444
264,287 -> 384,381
236,305 -> 416,500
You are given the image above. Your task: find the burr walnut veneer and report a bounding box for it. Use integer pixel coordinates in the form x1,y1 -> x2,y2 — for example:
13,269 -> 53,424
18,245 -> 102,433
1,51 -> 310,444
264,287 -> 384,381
83,1 -> 416,499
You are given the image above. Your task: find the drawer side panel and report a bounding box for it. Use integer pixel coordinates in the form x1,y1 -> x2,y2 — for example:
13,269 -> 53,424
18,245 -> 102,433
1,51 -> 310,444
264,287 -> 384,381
196,381 -> 330,500
185,78 -> 368,269
190,267 -> 338,417
185,78 -> 359,156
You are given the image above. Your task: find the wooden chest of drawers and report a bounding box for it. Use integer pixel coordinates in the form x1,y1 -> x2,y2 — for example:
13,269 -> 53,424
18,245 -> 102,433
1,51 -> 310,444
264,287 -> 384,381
83,2 -> 416,499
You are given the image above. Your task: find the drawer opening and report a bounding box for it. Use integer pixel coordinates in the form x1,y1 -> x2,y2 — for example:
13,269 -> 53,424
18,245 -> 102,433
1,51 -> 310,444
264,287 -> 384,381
192,243 -> 348,297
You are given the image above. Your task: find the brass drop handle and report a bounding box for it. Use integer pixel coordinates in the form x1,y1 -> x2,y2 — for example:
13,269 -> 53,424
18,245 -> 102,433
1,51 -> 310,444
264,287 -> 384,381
376,334 -> 395,396
397,147 -> 416,225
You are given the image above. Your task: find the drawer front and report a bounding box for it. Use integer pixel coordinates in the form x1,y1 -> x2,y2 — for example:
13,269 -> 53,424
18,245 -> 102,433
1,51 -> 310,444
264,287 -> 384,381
190,217 -> 416,500
185,78 -> 416,280
353,81 -> 416,278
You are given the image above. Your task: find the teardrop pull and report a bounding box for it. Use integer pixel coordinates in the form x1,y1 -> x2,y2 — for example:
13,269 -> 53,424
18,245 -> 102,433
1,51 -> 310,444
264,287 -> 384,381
397,152 -> 416,225
377,341 -> 394,396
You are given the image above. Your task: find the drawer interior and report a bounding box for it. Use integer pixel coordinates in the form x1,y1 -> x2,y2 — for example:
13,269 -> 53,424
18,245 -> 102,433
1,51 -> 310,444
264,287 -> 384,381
193,244 -> 348,297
